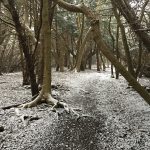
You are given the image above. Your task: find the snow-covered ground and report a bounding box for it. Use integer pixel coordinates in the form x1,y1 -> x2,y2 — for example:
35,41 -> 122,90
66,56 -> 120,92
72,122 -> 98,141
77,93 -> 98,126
0,69 -> 150,150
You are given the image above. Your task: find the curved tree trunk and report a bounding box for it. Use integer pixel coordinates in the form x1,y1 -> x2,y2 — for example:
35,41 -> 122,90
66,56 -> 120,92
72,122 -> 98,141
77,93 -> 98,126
53,0 -> 150,105
92,22 -> 150,104
111,0 -> 150,52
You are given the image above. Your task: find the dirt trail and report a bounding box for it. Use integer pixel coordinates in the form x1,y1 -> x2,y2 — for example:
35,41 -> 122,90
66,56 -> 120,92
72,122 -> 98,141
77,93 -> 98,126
55,71 -> 150,149
0,71 -> 150,150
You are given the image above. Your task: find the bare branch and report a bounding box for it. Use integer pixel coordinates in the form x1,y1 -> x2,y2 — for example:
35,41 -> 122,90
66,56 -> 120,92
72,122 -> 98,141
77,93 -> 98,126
139,0 -> 149,22
52,0 -> 83,13
52,0 -> 96,20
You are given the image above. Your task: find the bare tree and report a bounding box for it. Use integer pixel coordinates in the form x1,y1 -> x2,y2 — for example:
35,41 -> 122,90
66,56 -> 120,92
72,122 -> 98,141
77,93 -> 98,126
52,0 -> 150,105
21,0 -> 68,110
111,0 -> 150,52
1,0 -> 39,96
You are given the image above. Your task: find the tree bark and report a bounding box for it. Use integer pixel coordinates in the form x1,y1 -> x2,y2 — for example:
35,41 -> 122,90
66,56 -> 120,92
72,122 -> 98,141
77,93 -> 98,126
111,0 -> 150,52
5,0 -> 38,96
21,0 -> 59,108
53,0 -> 150,105
115,24 -> 120,79
111,1 -> 135,77
75,27 -> 92,72
96,46 -> 101,71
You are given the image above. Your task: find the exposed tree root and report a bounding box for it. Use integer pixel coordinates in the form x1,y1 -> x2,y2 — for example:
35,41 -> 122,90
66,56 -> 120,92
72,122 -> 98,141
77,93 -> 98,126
1,91 -> 79,120
1,91 -> 70,114
1,104 -> 22,110
19,90 -> 44,108
0,82 -> 6,84
19,90 -> 70,113
1,94 -> 39,110
15,108 -> 40,126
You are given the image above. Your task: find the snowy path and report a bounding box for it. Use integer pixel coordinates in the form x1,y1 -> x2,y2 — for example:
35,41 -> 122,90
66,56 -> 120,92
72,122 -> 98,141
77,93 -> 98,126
50,70 -> 150,149
0,70 -> 150,149
53,70 -> 150,149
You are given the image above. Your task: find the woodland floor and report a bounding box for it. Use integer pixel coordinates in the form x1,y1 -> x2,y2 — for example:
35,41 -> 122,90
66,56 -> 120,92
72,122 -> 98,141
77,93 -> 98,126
0,68 -> 150,150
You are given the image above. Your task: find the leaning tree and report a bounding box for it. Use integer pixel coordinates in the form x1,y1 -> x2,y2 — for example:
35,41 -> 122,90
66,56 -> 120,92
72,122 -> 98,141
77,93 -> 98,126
50,0 -> 150,105
1,0 -> 150,108
111,0 -> 150,52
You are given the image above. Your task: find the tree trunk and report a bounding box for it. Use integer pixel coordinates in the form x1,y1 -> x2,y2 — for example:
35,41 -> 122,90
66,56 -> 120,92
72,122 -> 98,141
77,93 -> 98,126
136,40 -> 143,78
37,38 -> 44,86
111,1 -> 135,78
108,16 -> 115,78
92,21 -> 150,104
111,64 -> 114,78
115,24 -> 120,79
75,28 -> 92,72
96,46 -> 100,71
0,46 -> 4,75
111,0 -> 150,52
6,0 -> 38,96
53,0 -> 150,105
88,58 -> 92,70
21,0 -> 64,108
0,2 -> 2,75
100,53 -> 106,71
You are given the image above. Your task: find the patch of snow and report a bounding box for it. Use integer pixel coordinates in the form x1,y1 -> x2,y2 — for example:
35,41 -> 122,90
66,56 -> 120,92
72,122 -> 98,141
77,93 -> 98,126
0,69 -> 150,149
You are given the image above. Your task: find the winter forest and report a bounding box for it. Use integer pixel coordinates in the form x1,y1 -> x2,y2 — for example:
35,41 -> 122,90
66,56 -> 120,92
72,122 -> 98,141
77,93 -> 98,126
0,0 -> 150,149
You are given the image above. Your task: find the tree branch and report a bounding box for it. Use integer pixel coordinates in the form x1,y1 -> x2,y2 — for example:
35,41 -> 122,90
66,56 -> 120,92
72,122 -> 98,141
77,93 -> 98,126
52,0 -> 83,13
52,0 -> 96,20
